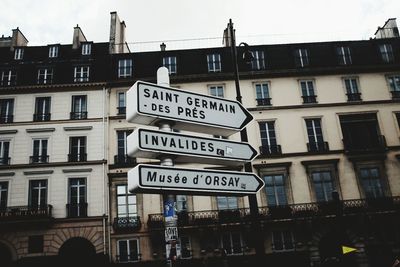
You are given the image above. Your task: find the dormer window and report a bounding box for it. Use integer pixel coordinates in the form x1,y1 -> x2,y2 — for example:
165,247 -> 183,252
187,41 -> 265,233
14,48 -> 24,60
82,43 -> 91,55
48,46 -> 59,58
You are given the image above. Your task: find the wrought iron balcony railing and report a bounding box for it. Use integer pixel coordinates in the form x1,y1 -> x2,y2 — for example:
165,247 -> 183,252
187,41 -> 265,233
0,157 -> 10,165
0,205 -> 53,220
113,216 -> 141,231
30,155 -> 49,164
117,106 -> 126,115
33,113 -> 51,121
342,135 -> 387,154
391,90 -> 400,99
0,115 -> 13,124
66,203 -> 88,218
114,155 -> 136,167
116,253 -> 141,263
346,92 -> 362,101
307,141 -> 329,152
68,153 -> 87,162
302,95 -> 317,104
259,145 -> 282,156
70,111 -> 87,120
256,98 -> 271,106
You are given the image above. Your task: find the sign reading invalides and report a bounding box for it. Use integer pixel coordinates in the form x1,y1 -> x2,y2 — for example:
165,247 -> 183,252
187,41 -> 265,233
126,81 -> 253,136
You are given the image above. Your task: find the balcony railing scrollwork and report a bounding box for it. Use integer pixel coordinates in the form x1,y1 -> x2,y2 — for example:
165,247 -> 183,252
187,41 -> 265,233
342,135 -> 387,154
259,145 -> 282,156
113,216 -> 141,231
0,205 -> 53,220
30,155 -> 49,164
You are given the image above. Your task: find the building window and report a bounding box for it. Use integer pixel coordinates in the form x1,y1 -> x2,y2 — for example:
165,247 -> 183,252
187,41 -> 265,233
359,167 -> 385,198
73,66 -> 89,82
264,174 -> 288,206
69,136 -> 86,162
379,44 -> 394,63
116,130 -> 134,165
221,232 -> 243,255
209,85 -> 224,98
1,70 -> 17,86
207,53 -> 221,72
337,46 -> 352,65
180,236 -> 192,259
300,80 -> 317,103
116,184 -> 137,218
343,77 -> 361,101
34,97 -> 51,121
31,139 -> 48,164
251,50 -> 265,70
217,196 -> 238,210
305,118 -> 328,152
48,46 -> 59,58
255,83 -> 271,106
0,99 -> 14,123
118,239 -> 140,262
71,95 -> 87,119
37,68 -> 53,85
294,48 -> 309,67
272,230 -> 294,251
0,140 -> 10,165
311,171 -> 335,202
28,235 -> 44,254
387,75 -> 400,99
81,43 -> 91,55
68,178 -> 87,217
29,180 -> 47,207
0,181 -> 8,209
176,195 -> 188,212
163,56 -> 177,74
259,121 -> 280,155
117,92 -> 126,114
14,48 -> 24,60
396,113 -> 400,129
118,59 -> 132,78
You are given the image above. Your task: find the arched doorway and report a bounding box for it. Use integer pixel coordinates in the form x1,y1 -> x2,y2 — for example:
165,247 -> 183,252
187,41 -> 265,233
59,237 -> 96,265
0,242 -> 13,267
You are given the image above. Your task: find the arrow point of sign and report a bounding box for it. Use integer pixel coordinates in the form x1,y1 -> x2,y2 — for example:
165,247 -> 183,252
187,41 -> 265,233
238,103 -> 254,129
342,246 -> 357,255
249,144 -> 259,161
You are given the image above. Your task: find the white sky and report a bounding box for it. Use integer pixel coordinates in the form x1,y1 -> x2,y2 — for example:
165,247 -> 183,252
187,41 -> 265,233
1,0 -> 399,51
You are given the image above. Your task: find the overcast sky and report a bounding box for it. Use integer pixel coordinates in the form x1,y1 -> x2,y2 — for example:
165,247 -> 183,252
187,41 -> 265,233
1,0 -> 399,51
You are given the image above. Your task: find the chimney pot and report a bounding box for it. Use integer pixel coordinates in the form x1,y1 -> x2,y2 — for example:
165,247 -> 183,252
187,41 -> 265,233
160,42 -> 166,51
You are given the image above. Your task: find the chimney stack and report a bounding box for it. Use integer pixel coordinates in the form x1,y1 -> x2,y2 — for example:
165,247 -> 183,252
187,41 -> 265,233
109,12 -> 129,54
72,24 -> 87,49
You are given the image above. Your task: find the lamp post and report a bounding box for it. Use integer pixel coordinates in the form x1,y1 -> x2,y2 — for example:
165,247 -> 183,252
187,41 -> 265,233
228,19 -> 265,258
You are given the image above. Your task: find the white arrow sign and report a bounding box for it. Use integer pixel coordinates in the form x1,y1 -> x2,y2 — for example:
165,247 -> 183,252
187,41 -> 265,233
128,164 -> 264,195
126,81 -> 253,136
127,128 -> 258,166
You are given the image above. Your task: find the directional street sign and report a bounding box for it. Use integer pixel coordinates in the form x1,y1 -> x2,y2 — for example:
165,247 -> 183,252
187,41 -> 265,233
126,81 -> 253,136
127,128 -> 258,166
342,246 -> 357,255
128,164 -> 264,195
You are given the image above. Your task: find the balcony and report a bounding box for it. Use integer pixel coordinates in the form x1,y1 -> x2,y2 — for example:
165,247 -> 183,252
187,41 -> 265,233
30,155 -> 49,164
0,115 -> 13,124
66,203 -> 88,218
0,205 -> 53,227
116,254 -> 141,263
346,92 -> 362,102
33,113 -> 51,122
70,111 -> 87,120
114,155 -> 136,167
302,95 -> 317,104
391,91 -> 400,99
117,106 -> 126,115
342,135 -> 387,154
113,216 -> 141,231
256,98 -> 271,106
0,157 -> 10,165
259,145 -> 282,156
307,141 -> 329,153
68,153 -> 87,162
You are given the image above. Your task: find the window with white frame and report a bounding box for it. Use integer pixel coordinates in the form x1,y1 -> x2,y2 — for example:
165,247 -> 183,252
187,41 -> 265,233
68,178 -> 87,217
305,118 -> 327,152
31,139 -> 48,163
337,46 -> 352,65
221,232 -> 243,255
311,171 -> 335,202
209,85 -> 224,98
294,48 -> 309,67
48,46 -> 59,58
0,140 -> 10,165
250,50 -> 265,70
118,59 -> 132,78
14,48 -> 24,60
343,77 -> 361,101
163,56 -> 177,74
71,95 -> 87,119
259,121 -> 279,155
255,82 -> 270,105
73,66 -> 89,82
34,97 -> 51,121
300,80 -> 317,103
0,181 -> 8,209
379,44 -> 394,63
29,180 -> 47,207
116,184 -> 137,218
37,68 -> 53,85
272,230 -> 294,251
0,98 -> 14,123
207,53 -> 221,72
118,239 -> 140,262
117,91 -> 126,114
81,43 -> 91,55
264,174 -> 288,206
117,130 -> 132,158
69,136 -> 86,162
1,69 -> 17,86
